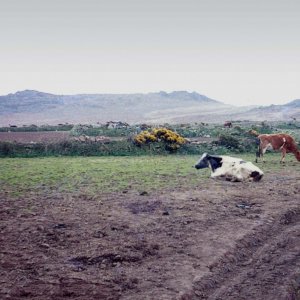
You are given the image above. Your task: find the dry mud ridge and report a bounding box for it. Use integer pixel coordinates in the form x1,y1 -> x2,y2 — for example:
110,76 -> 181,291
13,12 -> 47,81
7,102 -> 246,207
1,170 -> 300,299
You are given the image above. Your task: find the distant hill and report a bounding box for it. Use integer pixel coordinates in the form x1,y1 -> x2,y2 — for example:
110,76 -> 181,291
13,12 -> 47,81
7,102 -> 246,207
233,99 -> 300,121
0,90 -> 299,125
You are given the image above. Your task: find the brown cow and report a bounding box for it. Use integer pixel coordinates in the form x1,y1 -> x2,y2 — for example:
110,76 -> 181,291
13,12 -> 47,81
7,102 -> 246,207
256,133 -> 300,163
224,121 -> 232,128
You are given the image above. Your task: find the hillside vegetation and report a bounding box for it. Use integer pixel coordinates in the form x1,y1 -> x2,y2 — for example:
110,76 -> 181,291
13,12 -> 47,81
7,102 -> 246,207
0,121 -> 299,157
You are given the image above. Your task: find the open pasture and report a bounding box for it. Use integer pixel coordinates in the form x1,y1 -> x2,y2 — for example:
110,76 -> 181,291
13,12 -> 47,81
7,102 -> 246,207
1,154 -> 300,299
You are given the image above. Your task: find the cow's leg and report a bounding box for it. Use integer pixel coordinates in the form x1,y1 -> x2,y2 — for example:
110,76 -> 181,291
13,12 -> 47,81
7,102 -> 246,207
260,146 -> 269,163
256,146 -> 267,163
255,139 -> 267,163
259,142 -> 271,163
279,139 -> 287,164
255,147 -> 260,163
255,144 -> 263,163
255,138 -> 260,163
280,148 -> 287,163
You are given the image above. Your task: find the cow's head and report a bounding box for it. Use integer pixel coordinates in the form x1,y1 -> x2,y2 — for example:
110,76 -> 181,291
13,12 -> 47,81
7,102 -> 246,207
195,153 -> 209,169
195,153 -> 223,172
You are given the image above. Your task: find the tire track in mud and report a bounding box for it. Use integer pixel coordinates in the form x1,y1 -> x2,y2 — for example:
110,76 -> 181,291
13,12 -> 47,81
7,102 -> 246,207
186,207 -> 300,300
119,186 -> 267,300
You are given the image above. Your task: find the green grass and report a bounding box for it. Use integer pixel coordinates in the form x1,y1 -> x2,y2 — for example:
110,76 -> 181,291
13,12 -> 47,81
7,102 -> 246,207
1,153 -> 299,197
0,156 -> 203,196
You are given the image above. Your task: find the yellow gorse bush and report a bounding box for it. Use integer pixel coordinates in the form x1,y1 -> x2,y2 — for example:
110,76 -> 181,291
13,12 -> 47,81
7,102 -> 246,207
134,130 -> 157,144
134,127 -> 186,150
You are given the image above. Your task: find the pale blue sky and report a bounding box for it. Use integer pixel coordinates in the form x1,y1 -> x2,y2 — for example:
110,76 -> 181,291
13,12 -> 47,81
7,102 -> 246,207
0,0 -> 299,105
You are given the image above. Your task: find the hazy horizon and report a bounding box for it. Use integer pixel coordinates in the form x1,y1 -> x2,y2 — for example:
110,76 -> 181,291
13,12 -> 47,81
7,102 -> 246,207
1,0 -> 299,106
1,88 -> 299,108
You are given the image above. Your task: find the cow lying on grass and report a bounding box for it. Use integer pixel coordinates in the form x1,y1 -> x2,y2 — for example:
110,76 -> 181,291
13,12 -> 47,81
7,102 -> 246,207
195,153 -> 264,182
256,133 -> 300,163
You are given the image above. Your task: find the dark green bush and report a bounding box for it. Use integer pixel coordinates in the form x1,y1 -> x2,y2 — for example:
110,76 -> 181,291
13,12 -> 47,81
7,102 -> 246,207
218,134 -> 240,150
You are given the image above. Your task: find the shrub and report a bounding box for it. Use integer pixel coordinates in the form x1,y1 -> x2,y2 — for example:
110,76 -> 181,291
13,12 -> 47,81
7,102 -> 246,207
218,134 -> 240,150
134,130 -> 158,144
133,127 -> 186,152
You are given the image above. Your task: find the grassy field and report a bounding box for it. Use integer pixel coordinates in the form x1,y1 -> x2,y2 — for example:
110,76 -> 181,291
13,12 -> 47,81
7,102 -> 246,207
1,153 -> 299,197
1,153 -> 300,299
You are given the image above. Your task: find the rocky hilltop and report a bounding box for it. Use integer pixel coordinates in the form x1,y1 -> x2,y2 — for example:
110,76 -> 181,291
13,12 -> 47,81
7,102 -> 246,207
0,90 -> 299,125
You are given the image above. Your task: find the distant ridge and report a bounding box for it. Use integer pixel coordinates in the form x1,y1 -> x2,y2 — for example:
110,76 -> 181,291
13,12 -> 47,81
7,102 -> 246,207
240,99 -> 300,121
0,90 -> 299,125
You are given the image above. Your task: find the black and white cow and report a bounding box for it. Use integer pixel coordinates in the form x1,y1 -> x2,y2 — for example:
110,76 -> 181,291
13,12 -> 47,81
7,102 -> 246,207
195,153 -> 264,182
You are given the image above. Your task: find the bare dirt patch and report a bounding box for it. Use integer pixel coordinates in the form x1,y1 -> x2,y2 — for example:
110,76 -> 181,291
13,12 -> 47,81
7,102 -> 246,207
0,131 -> 71,144
0,131 -> 124,144
1,170 -> 300,299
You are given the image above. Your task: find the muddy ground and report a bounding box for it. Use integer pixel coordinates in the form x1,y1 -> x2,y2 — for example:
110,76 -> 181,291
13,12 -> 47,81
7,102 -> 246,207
1,169 -> 300,299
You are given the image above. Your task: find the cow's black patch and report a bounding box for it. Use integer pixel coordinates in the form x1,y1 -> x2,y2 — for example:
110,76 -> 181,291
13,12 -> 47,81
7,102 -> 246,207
250,171 -> 263,181
195,154 -> 223,171
208,156 -> 223,172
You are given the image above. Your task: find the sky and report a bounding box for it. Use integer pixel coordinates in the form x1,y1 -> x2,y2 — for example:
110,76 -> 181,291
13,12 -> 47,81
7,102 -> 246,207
0,0 -> 299,106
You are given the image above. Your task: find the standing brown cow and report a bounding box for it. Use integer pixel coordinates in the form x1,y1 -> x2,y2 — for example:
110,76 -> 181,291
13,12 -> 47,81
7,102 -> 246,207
256,133 -> 300,163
